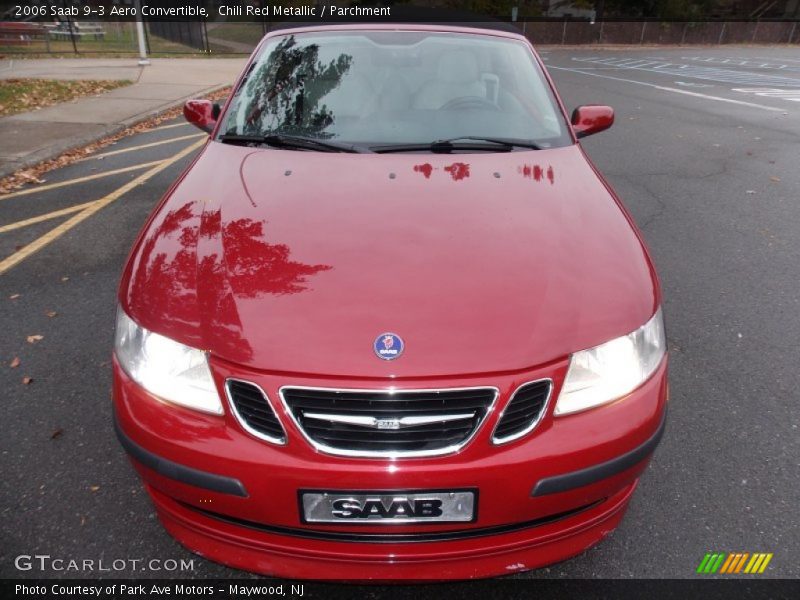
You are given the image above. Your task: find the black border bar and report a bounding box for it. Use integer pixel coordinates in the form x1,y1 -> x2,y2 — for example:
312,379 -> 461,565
113,411 -> 248,498
532,411 -> 667,497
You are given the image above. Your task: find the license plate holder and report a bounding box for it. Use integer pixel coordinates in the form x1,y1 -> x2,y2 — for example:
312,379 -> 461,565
300,489 -> 477,524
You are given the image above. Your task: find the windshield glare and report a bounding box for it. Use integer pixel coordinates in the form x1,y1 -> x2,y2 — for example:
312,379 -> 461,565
220,31 -> 572,149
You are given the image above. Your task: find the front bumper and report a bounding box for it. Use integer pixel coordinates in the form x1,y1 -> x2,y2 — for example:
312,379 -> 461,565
113,355 -> 668,580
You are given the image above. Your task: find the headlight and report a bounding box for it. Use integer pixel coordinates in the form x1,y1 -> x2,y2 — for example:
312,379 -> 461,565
114,308 -> 222,415
555,308 -> 666,416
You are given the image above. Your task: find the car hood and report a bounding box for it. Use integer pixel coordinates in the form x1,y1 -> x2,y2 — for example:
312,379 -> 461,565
122,141 -> 658,378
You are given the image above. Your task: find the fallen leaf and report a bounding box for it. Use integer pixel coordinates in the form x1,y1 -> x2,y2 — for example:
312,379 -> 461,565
22,376 -> 33,385
45,310 -> 57,318
61,276 -> 69,282
746,190 -> 756,195
769,177 -> 780,182
80,516 -> 86,526
0,86 -> 230,195
9,294 -> 20,300
50,428 -> 63,439
10,357 -> 20,368
18,172 -> 45,184
89,485 -> 100,492
27,334 -> 44,343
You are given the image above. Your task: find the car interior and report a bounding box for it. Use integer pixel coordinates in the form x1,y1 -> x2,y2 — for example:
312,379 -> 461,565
226,32 -> 569,147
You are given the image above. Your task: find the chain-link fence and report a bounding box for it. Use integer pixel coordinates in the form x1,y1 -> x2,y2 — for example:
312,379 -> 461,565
523,19 -> 799,45
0,20 -> 210,55
0,20 -> 798,57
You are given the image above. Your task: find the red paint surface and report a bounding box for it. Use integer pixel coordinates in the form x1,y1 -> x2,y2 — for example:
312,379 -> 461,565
114,356 -> 667,579
572,105 -> 615,138
443,162 -> 471,181
520,164 -> 555,184
117,23 -> 664,579
120,143 -> 658,378
414,163 -> 434,179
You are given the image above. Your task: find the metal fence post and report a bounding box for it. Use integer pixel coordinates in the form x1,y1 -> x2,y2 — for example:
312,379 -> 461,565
788,21 -> 797,44
561,19 -> 567,45
134,0 -> 149,65
640,21 -> 647,44
681,22 -> 688,44
752,20 -> 759,43
718,21 -> 726,45
598,20 -> 604,44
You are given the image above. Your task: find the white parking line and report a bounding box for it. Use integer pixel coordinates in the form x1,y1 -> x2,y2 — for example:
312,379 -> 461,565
733,88 -> 800,102
571,56 -> 800,87
745,56 -> 800,65
681,56 -> 800,73
548,66 -> 787,112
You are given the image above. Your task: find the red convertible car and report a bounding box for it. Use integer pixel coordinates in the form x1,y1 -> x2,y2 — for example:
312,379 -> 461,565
113,20 -> 667,580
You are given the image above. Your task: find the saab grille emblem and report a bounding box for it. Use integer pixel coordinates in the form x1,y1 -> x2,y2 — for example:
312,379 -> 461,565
374,333 -> 404,360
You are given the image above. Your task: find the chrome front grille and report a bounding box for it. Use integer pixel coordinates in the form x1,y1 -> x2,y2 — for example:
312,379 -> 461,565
280,386 -> 498,458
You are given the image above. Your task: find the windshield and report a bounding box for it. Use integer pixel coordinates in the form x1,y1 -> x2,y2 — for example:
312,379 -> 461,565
219,30 -> 572,150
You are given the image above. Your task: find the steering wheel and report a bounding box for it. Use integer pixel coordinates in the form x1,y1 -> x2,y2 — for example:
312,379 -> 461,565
438,96 -> 499,111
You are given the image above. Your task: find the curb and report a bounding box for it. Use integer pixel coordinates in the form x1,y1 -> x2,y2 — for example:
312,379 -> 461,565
0,83 -> 227,180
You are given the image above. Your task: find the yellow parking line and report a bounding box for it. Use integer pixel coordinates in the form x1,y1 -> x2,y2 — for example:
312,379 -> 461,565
0,201 -> 98,234
0,160 -> 163,201
0,139 -> 205,276
154,122 -> 192,131
90,133 -> 205,159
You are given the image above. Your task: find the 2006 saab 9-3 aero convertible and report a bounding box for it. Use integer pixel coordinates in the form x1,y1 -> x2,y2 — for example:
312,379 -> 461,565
113,21 -> 667,580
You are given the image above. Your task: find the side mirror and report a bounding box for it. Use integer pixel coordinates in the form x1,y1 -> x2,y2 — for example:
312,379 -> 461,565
571,105 -> 614,139
183,99 -> 218,133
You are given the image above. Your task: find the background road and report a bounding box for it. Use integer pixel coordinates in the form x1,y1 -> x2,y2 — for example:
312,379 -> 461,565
1,46 -> 798,579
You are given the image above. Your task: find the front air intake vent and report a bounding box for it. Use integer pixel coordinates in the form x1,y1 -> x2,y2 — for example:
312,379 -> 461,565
492,380 -> 552,444
281,386 -> 498,458
226,379 -> 286,445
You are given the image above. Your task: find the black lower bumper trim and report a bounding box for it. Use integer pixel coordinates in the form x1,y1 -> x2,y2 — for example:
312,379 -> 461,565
114,411 -> 248,498
531,411 -> 667,497
179,499 -> 602,544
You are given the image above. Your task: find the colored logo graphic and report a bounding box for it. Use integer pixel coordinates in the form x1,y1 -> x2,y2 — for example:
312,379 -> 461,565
696,552 -> 773,574
374,333 -> 404,361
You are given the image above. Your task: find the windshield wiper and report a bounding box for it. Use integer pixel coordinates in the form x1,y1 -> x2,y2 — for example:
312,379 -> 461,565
448,136 -> 543,150
371,136 -> 542,154
219,133 -> 369,154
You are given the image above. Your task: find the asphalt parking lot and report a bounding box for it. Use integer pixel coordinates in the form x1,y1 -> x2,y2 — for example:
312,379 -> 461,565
1,46 -> 799,580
